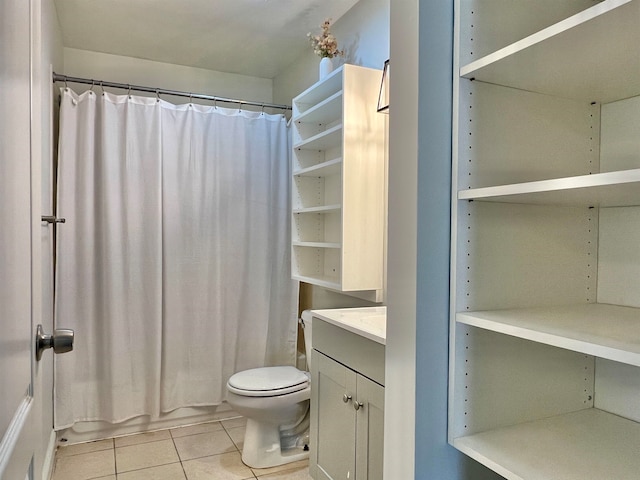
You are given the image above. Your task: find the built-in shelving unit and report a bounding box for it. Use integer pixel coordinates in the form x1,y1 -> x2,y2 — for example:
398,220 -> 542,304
450,1 -> 640,478
291,64 -> 385,301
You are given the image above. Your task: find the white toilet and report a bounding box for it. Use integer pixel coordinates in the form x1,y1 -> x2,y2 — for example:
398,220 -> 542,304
225,311 -> 313,468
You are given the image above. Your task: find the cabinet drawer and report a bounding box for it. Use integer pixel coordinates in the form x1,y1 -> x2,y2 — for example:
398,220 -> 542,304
313,318 -> 385,386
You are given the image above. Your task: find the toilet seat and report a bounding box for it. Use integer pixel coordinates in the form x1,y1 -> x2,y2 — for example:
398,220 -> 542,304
227,366 -> 310,397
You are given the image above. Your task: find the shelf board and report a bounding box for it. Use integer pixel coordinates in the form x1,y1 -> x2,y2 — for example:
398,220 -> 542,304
293,91 -> 342,125
292,273 -> 341,291
293,66 -> 343,110
293,124 -> 342,151
457,303 -> 640,367
293,158 -> 342,177
458,168 -> 640,207
454,408 -> 640,480
292,241 -> 341,249
460,0 -> 640,103
292,204 -> 341,214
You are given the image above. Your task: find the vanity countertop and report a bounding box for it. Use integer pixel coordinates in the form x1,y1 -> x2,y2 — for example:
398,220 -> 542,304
310,306 -> 386,345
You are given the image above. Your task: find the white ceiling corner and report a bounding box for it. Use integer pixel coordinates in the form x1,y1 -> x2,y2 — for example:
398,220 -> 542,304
53,0 -> 360,79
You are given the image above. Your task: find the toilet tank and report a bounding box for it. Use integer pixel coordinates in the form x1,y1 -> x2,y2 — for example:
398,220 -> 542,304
300,310 -> 313,369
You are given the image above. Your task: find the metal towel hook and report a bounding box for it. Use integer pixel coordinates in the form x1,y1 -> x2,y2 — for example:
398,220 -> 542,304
100,81 -> 105,95
127,84 -> 132,98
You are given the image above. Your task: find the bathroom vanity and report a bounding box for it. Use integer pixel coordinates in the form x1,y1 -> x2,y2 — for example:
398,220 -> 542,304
308,307 -> 386,480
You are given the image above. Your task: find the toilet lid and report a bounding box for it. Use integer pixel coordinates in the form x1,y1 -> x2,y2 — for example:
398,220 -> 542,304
227,366 -> 309,397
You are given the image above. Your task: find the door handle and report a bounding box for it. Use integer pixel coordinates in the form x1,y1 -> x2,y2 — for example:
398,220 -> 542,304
36,324 -> 74,361
353,401 -> 364,411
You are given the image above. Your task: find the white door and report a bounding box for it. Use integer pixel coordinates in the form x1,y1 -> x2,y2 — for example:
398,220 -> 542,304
0,0 -> 37,478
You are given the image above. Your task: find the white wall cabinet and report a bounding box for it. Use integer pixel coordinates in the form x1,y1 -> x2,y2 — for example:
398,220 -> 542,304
310,318 -> 384,480
291,65 -> 385,302
450,1 -> 640,479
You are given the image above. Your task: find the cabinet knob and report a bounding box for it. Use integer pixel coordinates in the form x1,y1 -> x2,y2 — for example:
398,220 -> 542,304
353,401 -> 364,411
343,394 -> 352,403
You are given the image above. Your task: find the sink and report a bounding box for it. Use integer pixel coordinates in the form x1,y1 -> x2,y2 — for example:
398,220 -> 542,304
309,306 -> 386,344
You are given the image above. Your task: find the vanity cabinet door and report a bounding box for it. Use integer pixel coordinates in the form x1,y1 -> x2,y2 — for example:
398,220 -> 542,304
355,374 -> 384,480
311,349 -> 385,480
312,351 -> 357,480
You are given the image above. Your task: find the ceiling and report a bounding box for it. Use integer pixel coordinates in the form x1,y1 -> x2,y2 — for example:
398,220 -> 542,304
53,0 -> 360,79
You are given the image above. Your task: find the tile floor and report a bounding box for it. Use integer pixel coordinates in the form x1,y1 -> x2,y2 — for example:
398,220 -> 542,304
51,416 -> 312,480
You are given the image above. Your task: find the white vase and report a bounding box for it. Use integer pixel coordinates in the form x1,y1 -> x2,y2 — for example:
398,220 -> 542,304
319,57 -> 333,80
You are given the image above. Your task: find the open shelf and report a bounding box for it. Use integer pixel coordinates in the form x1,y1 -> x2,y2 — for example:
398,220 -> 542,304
294,125 -> 343,151
292,241 -> 341,249
293,66 -> 343,113
293,158 -> 342,177
292,204 -> 341,214
457,303 -> 640,367
454,408 -> 640,480
458,168 -> 640,206
460,0 -> 640,103
294,91 -> 342,125
292,273 -> 341,291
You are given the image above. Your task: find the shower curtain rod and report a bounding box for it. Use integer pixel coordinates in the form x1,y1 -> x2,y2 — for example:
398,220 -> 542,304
52,72 -> 292,112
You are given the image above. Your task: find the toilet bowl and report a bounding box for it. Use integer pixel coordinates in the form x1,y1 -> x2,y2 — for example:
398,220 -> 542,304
225,311 -> 313,469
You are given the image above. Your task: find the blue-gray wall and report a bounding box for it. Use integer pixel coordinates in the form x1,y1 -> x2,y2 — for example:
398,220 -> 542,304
414,2 -> 503,478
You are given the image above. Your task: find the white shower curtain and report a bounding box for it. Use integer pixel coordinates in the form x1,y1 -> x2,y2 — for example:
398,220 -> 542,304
54,88 -> 298,429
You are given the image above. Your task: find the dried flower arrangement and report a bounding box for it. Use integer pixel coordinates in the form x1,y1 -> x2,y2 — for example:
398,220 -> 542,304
307,18 -> 344,59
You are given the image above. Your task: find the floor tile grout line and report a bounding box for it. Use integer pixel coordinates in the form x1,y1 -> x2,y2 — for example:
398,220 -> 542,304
114,435 -> 176,449
171,435 -> 189,479
221,421 -> 246,452
175,450 -> 242,463
112,440 -> 118,478
111,460 -> 184,478
179,457 -> 189,480
117,458 -> 182,476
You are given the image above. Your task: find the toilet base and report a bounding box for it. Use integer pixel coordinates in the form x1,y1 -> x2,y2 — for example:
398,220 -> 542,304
240,417 -> 310,469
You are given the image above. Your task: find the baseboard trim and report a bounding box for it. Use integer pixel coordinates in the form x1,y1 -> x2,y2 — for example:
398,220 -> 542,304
42,429 -> 57,480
